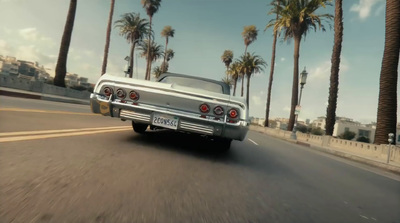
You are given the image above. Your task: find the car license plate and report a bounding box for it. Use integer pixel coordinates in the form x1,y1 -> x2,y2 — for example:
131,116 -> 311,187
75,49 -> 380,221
152,113 -> 179,130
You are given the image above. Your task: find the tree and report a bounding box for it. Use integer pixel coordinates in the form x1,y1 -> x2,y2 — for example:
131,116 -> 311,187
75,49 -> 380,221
325,0 -> 343,135
269,0 -> 333,131
264,0 -> 280,127
54,0 -> 77,87
338,130 -> 356,140
161,48 -> 174,72
141,0 -> 162,80
161,26 -> 175,73
227,61 -> 241,96
221,50 -> 233,78
374,0 -> 399,145
241,25 -> 258,97
152,66 -> 163,79
139,40 -> 164,80
238,53 -> 267,107
114,13 -> 150,78
101,0 -> 115,76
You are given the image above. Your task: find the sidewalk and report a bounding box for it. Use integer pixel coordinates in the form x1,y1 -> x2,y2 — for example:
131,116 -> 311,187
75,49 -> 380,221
250,126 -> 400,174
0,87 -> 90,105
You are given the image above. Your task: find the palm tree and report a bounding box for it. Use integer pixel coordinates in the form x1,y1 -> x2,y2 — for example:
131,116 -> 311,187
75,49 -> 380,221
242,25 -> 258,54
141,0 -> 162,80
374,0 -> 400,145
268,0 -> 333,131
114,13 -> 150,78
161,26 -> 175,73
325,0 -> 343,136
101,0 -> 115,76
153,66 -> 163,79
221,50 -> 233,78
161,48 -> 175,72
54,0 -> 77,87
139,40 -> 164,80
264,0 -> 280,127
241,25 -> 258,97
227,61 -> 241,96
238,53 -> 267,107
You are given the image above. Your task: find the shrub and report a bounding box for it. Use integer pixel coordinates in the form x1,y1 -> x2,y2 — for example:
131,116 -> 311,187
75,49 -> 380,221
356,136 -> 370,143
339,130 -> 356,140
310,127 -> 324,136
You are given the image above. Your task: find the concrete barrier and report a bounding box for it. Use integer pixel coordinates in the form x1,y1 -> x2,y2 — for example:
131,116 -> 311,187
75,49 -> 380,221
249,125 -> 400,165
0,74 -> 90,100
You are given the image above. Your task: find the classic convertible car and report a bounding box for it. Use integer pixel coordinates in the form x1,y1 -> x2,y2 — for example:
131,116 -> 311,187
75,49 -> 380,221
90,72 -> 249,150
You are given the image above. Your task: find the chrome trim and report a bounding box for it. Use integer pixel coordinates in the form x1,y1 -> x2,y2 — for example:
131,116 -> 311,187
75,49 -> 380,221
120,110 -> 151,122
180,121 -> 214,135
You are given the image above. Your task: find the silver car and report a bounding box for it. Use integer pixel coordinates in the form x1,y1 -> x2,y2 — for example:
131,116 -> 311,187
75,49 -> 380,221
90,72 -> 249,150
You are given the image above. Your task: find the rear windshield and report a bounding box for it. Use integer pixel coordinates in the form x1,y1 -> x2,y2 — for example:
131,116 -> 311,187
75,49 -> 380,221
159,76 -> 224,94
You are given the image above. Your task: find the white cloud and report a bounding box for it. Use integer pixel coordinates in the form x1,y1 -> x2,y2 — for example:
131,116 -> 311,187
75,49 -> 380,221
19,28 -> 39,41
350,0 -> 385,20
15,45 -> 57,66
280,57 -> 286,62
251,95 -> 263,106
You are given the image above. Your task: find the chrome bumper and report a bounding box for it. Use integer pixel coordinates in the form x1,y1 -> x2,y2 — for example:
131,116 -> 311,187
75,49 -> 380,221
90,93 -> 248,141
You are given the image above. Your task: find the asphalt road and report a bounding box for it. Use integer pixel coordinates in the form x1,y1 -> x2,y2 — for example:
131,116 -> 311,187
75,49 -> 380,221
1,96 -> 399,223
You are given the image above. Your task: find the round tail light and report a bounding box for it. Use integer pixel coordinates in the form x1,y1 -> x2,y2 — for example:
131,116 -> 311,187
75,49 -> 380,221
103,87 -> 113,97
213,106 -> 224,116
116,89 -> 126,99
199,103 -> 210,113
129,90 -> 140,101
228,108 -> 238,118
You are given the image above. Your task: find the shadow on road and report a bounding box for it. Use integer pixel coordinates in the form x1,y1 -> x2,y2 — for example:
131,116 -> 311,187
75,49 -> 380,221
123,129 -> 289,175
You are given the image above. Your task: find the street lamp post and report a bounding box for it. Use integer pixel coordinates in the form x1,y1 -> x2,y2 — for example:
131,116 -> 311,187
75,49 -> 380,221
290,67 -> 308,140
124,56 -> 130,78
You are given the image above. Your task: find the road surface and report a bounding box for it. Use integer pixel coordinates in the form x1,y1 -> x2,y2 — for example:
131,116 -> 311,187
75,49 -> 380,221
1,96 -> 399,223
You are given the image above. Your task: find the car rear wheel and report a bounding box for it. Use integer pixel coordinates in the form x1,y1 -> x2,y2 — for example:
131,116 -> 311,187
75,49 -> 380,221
132,121 -> 148,133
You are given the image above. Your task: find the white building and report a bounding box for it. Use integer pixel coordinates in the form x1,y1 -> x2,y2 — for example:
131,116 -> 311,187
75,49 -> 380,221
333,121 -> 376,142
0,56 -> 20,76
311,116 -> 326,130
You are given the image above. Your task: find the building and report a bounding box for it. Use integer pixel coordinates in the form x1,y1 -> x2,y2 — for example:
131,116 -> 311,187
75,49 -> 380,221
311,116 -> 326,130
0,56 -> 20,76
333,121 -> 376,142
65,73 -> 79,87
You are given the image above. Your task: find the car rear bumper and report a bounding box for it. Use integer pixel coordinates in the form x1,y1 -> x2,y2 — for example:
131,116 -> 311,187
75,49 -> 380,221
90,93 -> 248,141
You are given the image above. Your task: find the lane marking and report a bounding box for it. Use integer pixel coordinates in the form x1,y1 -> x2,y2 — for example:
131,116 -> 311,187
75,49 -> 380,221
0,126 -> 131,137
360,215 -> 369,220
0,127 -> 131,143
0,108 -> 97,116
248,138 -> 258,146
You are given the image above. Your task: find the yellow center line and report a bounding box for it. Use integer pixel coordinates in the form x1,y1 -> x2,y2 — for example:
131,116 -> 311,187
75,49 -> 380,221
0,126 -> 131,137
0,108 -> 98,116
0,127 -> 132,143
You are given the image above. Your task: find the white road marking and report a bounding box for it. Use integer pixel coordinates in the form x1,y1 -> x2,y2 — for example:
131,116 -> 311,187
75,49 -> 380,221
0,127 -> 131,143
248,138 -> 258,146
371,217 -> 377,221
360,215 -> 369,219
0,126 -> 131,137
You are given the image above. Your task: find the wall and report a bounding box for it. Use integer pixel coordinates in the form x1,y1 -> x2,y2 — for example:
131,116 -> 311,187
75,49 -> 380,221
0,74 -> 90,100
250,125 -> 400,164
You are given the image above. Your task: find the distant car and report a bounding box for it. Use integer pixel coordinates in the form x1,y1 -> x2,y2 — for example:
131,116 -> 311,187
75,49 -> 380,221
90,72 -> 249,150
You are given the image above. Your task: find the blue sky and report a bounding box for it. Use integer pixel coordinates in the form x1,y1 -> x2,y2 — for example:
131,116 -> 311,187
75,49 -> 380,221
0,0 -> 398,123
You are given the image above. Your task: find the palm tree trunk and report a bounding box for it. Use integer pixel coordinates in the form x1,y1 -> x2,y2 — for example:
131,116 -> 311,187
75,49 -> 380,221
244,45 -> 248,55
129,42 -> 136,78
246,74 -> 251,107
101,0 -> 115,76
145,16 -> 153,80
54,0 -> 77,87
264,16 -> 279,127
241,77 -> 244,97
374,0 -> 400,145
162,37 -> 168,73
233,78 -> 237,96
287,35 -> 301,131
325,0 -> 343,136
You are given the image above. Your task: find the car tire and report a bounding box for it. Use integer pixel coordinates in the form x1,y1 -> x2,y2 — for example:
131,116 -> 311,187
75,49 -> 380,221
132,121 -> 148,133
216,138 -> 232,151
